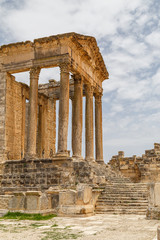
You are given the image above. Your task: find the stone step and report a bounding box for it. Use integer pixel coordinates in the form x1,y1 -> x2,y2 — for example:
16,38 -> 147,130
105,185 -> 148,188
96,201 -> 148,205
95,209 -> 147,215
98,196 -> 148,201
103,189 -> 148,192
95,205 -> 148,210
101,192 -> 148,196
97,200 -> 148,204
103,190 -> 148,193
95,178 -> 149,215
105,184 -> 147,189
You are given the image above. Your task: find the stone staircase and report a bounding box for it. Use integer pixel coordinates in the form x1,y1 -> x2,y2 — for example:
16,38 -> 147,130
95,177 -> 149,215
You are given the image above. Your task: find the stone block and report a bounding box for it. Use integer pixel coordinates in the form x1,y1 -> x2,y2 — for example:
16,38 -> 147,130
25,191 -> 41,211
9,192 -> 25,210
146,206 -> 160,219
0,195 -> 13,209
58,205 -> 94,216
59,190 -> 76,205
93,175 -> 106,185
39,193 -> 50,210
76,184 -> 92,204
154,183 -> 160,206
51,194 -> 59,209
120,165 -> 128,170
157,226 -> 160,240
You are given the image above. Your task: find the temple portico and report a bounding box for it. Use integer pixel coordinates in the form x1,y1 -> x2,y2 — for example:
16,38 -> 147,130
0,32 -> 109,163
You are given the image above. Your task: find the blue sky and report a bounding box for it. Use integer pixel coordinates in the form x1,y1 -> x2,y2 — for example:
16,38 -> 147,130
0,0 -> 160,162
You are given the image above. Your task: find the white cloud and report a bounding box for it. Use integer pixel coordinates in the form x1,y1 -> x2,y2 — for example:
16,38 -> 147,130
146,31 -> 160,48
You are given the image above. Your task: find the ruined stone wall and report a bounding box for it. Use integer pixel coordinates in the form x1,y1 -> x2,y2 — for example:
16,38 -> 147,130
108,143 -> 160,183
2,73 -> 56,161
108,151 -> 141,182
0,72 -> 7,161
5,74 -> 23,160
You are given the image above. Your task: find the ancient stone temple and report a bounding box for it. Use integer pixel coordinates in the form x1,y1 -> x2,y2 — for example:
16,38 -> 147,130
0,33 -> 110,216
0,33 -> 160,220
0,32 -> 108,163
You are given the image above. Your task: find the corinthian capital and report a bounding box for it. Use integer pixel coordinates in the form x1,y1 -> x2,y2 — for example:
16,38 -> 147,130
95,92 -> 103,102
85,84 -> 94,96
30,67 -> 41,79
73,74 -> 82,84
59,62 -> 70,73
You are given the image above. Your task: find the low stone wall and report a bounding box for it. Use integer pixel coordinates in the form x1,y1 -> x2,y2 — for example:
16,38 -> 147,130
0,184 -> 100,216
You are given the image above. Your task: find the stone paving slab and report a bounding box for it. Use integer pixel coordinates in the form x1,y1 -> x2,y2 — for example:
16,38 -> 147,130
0,214 -> 159,240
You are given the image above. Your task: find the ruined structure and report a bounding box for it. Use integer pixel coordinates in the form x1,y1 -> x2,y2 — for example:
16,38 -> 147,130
109,143 -> 160,183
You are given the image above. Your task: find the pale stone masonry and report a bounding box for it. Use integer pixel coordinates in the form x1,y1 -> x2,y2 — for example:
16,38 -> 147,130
0,32 -> 109,162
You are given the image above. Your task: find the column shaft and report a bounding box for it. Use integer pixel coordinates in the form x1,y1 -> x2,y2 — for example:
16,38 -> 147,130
72,75 -> 83,157
85,85 -> 94,160
21,89 -> 26,159
57,63 -> 70,154
27,67 -> 40,157
95,93 -> 104,163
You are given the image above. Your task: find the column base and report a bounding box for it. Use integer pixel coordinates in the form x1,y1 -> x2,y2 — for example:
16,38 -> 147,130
24,153 -> 37,160
85,157 -> 95,162
56,150 -> 70,157
96,159 -> 105,164
72,155 -> 84,161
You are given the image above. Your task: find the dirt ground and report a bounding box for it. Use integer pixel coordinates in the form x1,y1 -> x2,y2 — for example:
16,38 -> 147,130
0,214 -> 159,240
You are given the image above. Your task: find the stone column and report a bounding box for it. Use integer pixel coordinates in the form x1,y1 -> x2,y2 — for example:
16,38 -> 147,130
27,67 -> 41,158
85,84 -> 94,161
21,88 -> 26,159
95,92 -> 104,163
72,75 -> 83,158
57,62 -> 70,155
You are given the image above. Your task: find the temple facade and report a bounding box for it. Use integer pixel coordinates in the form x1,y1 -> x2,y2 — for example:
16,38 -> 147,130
0,33 -> 109,163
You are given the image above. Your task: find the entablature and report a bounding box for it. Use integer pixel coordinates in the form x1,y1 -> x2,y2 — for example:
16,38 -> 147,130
0,32 -> 109,89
